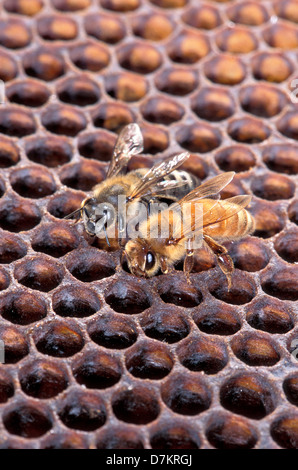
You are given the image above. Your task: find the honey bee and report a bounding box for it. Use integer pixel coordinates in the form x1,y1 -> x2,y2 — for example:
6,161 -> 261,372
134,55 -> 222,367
124,171 -> 255,289
65,123 -> 198,249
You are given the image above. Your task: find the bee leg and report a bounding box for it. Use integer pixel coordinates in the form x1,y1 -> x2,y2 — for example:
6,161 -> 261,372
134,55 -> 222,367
183,239 -> 194,284
116,249 -> 126,272
203,235 -> 234,291
160,256 -> 171,275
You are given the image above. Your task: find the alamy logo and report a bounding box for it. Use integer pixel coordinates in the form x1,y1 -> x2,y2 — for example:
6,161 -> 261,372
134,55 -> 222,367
0,80 -> 5,104
0,340 -> 4,363
290,79 -> 298,104
291,339 -> 298,363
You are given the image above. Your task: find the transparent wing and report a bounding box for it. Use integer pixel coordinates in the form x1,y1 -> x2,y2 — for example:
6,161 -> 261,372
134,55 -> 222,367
106,123 -> 144,178
135,179 -> 189,200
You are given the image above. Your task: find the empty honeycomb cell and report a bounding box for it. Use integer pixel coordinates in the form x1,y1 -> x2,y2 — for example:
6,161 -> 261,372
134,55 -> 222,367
225,238 -> 270,272
138,124 -> 169,155
14,256 -> 64,292
25,135 -> 72,168
204,55 -> 246,85
37,15 -> 78,41
91,103 -> 135,131
0,51 -> 18,82
277,111 -> 298,141
105,279 -> 151,314
220,373 -> 276,419
42,432 -> 89,449
0,232 -> 27,264
161,372 -> 212,415
117,42 -> 163,74
0,370 -> 14,404
274,0 -> 298,23
150,422 -> 200,449
228,117 -> 271,143
251,201 -> 285,238
51,0 -> 91,10
157,277 -> 202,308
96,426 -> 144,449
274,228 -> 298,263
112,385 -> 160,425
245,296 -> 294,334
270,414 -> 298,449
140,304 -> 190,343
206,412 -> 258,449
59,160 -> 105,191
261,265 -> 298,301
227,1 -> 269,26
105,73 -> 148,102
167,30 -> 210,64
215,145 -> 256,172
231,332 -> 281,367
10,167 -> 57,199
3,403 -> 52,438
251,52 -> 293,83
193,301 -> 241,336
0,18 -> 32,49
132,13 -> 174,40
176,122 -> 221,153
78,130 -> 116,161
100,0 -> 140,11
155,67 -> 198,96
4,0 -> 43,15
69,41 -> 110,72
0,290 -> 47,325
283,374 -> 298,406
84,13 -> 126,44
179,154 -> 208,180
47,191 -> 85,219
52,285 -> 100,318
31,223 -> 79,258
141,96 -> 185,125
56,75 -> 100,106
34,321 -> 84,357
219,177 -> 245,199
262,144 -> 298,175
240,84 -> 288,118
209,271 -> 256,305
191,87 -> 235,122
88,312 -> 138,349
182,4 -> 222,30
58,389 -> 107,431
6,80 -> 50,108
288,200 -> 298,225
125,341 -> 174,379
19,360 -> 68,399
66,248 -> 115,281
177,335 -> 228,374
0,325 -> 29,363
0,107 -> 36,137
23,48 -> 65,81
0,196 -> 42,232
41,104 -> 87,137
263,23 -> 298,50
72,350 -> 122,389
216,27 -> 258,54
252,173 -> 295,201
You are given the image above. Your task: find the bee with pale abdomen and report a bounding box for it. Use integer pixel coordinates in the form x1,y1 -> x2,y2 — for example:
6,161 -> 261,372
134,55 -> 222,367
124,172 -> 255,289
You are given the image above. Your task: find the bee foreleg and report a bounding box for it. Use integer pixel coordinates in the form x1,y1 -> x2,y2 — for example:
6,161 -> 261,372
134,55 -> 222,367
160,256 -> 171,275
183,253 -> 194,284
203,235 -> 234,291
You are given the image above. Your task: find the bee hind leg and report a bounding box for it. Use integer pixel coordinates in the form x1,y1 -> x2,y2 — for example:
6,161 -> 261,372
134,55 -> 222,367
183,239 -> 194,284
203,235 -> 234,291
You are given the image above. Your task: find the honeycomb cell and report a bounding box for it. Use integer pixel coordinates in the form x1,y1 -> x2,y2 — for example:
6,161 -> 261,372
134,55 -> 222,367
288,200 -> 298,225
0,137 -> 19,169
240,84 -> 288,118
228,117 -> 271,143
177,335 -> 228,374
206,413 -> 258,449
117,42 -> 162,74
0,196 -> 42,232
96,427 -> 144,449
88,313 -> 138,349
4,0 -> 44,15
262,144 -> 298,175
0,18 -> 32,49
277,111 -> 298,141
155,67 -> 198,96
251,52 -> 293,83
226,238 -> 270,272
193,301 -> 241,336
10,167 -> 56,199
23,48 -> 65,81
72,350 -> 122,389
51,0 -> 91,10
52,285 -> 100,318
252,173 -> 295,201
0,232 -> 27,264
25,135 -> 72,168
3,403 -> 52,438
112,385 -> 160,424
105,73 -> 148,102
191,87 -> 235,122
41,104 -> 87,137
84,13 -> 126,44
66,248 -> 115,282
0,107 -> 36,137
37,15 -> 78,41
250,200 -> 285,238
227,1 -> 269,26
140,304 -> 190,343
0,51 -> 18,82
58,390 -> 107,431
78,130 -> 115,162
209,271 -> 256,305
150,422 -> 200,449
216,27 -> 258,54
34,320 -> 84,357
19,360 -> 68,399
157,277 -> 202,308
47,191 -> 85,219
161,372 -> 212,415
0,290 -> 47,325
138,124 -> 169,155
220,373 -> 276,419
132,13 -> 174,40
69,41 -> 110,72
6,80 -> 50,108
14,256 -> 64,292
42,432 -> 89,449
283,374 -> 298,406
150,0 -> 187,6
231,332 -> 280,367
176,123 -> 221,153
274,0 -> 298,23
261,265 -> 298,301
167,30 -> 210,64
57,75 -> 100,107
59,160 -> 105,191
100,0 -> 140,11
263,23 -> 298,50
274,228 -> 298,263
245,296 -> 294,334
91,103 -> 135,131
215,146 -> 256,173
0,370 -> 14,404
179,154 -> 208,180
125,341 -> 174,380
270,414 -> 298,449
0,325 -> 29,364
105,279 -> 151,314
141,96 -> 185,125
31,223 -> 79,258
182,5 -> 222,30
204,55 -> 246,85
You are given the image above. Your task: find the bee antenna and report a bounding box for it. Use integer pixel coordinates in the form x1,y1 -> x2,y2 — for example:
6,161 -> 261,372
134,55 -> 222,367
103,223 -> 111,247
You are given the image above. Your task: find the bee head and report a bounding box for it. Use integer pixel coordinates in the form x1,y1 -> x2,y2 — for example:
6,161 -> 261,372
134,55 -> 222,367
125,239 -> 159,277
81,198 -> 115,238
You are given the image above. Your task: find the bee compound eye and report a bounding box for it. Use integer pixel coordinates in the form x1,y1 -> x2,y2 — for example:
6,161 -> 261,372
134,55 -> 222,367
145,252 -> 155,270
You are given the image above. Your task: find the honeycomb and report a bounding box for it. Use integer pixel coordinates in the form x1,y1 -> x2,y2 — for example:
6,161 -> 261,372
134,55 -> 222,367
0,0 -> 297,450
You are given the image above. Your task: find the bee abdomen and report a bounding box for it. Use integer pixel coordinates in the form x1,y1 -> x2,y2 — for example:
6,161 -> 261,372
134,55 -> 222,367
164,170 -> 199,200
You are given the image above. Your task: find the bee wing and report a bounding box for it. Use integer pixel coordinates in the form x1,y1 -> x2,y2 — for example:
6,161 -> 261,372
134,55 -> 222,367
136,179 -> 189,200
127,152 -> 190,201
106,123 -> 144,178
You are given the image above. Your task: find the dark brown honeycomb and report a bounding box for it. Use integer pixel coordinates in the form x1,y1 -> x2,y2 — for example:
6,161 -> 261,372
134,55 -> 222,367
0,0 -> 297,450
